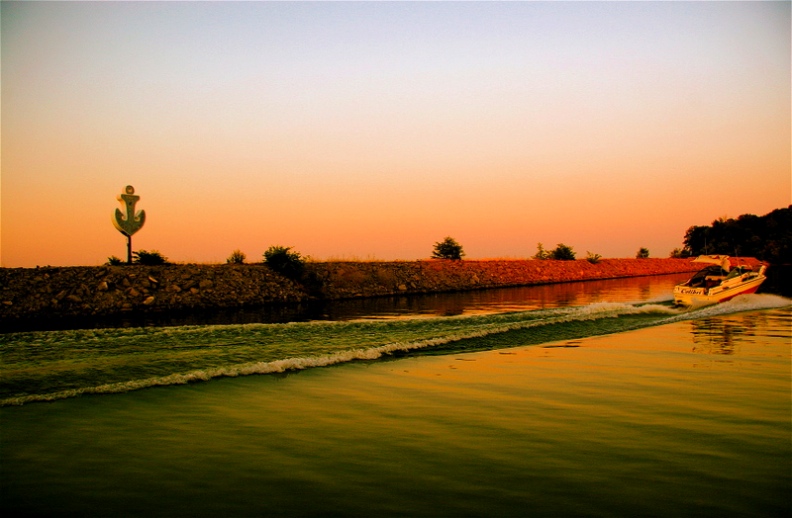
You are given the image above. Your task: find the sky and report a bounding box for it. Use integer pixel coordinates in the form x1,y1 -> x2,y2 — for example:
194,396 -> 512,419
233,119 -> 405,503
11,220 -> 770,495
2,1 -> 790,267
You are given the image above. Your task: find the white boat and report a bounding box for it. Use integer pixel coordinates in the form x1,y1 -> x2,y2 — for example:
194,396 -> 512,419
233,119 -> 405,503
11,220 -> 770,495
673,255 -> 767,307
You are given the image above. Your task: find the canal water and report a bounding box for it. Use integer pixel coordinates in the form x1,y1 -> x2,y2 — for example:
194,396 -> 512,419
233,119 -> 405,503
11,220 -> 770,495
1,273 -> 789,516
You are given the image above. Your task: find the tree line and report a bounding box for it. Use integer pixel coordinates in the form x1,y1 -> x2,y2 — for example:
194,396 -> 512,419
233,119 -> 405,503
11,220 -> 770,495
681,206 -> 791,264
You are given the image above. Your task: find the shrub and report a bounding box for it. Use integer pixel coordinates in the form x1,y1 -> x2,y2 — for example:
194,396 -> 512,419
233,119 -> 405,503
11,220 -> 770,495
550,243 -> 576,260
533,243 -> 550,260
263,246 -> 305,279
132,250 -> 169,265
431,237 -> 465,260
636,247 -> 650,259
227,249 -> 246,264
669,248 -> 685,258
586,251 -> 602,264
106,255 -> 124,266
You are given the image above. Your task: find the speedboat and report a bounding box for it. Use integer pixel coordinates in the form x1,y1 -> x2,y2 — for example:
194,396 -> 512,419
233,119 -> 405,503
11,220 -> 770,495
673,255 -> 767,307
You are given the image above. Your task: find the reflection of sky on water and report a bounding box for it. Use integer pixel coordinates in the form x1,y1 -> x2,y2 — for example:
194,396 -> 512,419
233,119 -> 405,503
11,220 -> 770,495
689,311 -> 786,354
335,274 -> 688,321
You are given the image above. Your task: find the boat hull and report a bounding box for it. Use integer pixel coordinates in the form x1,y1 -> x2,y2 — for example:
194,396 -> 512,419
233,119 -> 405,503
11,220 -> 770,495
673,276 -> 765,307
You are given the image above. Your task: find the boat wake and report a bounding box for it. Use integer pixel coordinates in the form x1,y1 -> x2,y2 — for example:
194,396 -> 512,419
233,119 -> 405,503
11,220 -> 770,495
661,293 -> 791,323
1,295 -> 788,406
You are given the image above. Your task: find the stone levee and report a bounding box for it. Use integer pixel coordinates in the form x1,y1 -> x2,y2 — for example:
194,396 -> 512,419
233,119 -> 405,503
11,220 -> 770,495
0,259 -> 698,326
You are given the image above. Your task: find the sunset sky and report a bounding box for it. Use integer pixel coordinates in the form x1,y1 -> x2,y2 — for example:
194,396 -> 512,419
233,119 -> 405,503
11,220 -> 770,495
2,1 -> 789,268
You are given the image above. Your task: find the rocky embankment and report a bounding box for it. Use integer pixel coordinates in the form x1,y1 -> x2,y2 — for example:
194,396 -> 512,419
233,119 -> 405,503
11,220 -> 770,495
0,259 -> 697,327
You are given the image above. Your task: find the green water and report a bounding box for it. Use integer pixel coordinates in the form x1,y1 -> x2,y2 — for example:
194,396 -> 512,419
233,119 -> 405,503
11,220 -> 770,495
1,278 -> 790,517
1,301 -> 686,406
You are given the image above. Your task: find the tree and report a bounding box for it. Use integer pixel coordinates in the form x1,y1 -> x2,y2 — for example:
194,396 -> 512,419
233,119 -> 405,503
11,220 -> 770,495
636,247 -> 650,259
263,246 -> 305,279
533,243 -> 550,260
682,225 -> 710,256
549,243 -> 576,260
432,237 -> 465,260
681,206 -> 791,264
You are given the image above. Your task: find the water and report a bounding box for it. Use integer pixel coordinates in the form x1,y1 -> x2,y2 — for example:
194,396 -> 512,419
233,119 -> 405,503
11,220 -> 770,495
1,274 -> 790,517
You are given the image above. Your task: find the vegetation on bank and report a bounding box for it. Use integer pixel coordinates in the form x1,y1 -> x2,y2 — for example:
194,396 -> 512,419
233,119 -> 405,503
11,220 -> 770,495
107,250 -> 169,266
586,252 -> 602,264
681,206 -> 791,264
533,243 -> 576,260
263,246 -> 306,280
94,206 -> 790,271
432,237 -> 465,260
226,249 -> 246,264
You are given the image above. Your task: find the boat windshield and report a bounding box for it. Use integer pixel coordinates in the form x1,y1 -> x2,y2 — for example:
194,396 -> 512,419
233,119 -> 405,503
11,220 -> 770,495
686,265 -> 727,287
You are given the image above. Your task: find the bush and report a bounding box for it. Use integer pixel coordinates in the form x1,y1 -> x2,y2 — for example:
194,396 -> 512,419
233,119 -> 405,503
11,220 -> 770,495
263,246 -> 305,279
106,255 -> 124,266
227,249 -> 246,264
431,237 -> 465,260
133,250 -> 168,265
669,248 -> 685,258
586,251 -> 602,264
636,247 -> 650,259
533,243 -> 550,260
550,243 -> 576,260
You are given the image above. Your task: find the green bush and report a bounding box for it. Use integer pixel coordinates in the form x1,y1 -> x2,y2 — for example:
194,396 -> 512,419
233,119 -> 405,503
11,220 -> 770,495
533,243 -> 550,260
106,255 -> 124,266
263,246 -> 305,279
431,237 -> 465,260
227,249 -> 246,264
636,247 -> 650,259
550,243 -> 576,260
133,250 -> 168,265
586,251 -> 602,264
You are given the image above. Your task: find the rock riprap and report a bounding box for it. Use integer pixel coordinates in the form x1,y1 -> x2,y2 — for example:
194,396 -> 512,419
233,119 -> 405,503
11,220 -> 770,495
0,259 -> 698,325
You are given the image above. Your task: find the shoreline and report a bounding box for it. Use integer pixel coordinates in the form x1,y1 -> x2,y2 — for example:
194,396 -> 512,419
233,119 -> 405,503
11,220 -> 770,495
0,258 -> 698,327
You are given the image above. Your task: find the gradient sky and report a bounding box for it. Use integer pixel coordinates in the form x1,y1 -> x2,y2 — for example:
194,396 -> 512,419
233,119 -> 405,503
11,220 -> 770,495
2,1 -> 790,267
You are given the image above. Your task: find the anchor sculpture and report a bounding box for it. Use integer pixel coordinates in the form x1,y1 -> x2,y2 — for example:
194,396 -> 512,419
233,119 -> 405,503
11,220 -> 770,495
112,185 -> 146,264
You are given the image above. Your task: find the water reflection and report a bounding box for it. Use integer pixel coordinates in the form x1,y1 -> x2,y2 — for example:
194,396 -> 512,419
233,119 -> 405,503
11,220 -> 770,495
690,313 -> 763,354
325,274 -> 689,322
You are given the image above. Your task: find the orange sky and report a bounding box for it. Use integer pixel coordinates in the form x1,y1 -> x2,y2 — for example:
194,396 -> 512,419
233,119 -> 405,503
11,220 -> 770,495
2,1 -> 790,267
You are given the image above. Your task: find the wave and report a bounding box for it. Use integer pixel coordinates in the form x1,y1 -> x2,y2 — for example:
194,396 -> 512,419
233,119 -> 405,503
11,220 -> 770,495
1,296 -> 788,407
659,293 -> 792,324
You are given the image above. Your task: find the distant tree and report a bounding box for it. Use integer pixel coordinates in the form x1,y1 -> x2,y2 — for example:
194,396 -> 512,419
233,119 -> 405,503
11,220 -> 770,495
133,250 -> 168,265
636,247 -> 650,259
549,243 -> 576,260
432,237 -> 465,260
683,225 -> 710,256
669,248 -> 685,259
682,206 -> 791,264
263,246 -> 305,279
533,243 -> 550,260
226,249 -> 246,264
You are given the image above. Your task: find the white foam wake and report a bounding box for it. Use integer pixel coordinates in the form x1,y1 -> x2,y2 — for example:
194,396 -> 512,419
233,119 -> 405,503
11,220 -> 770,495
660,293 -> 791,324
1,301 -> 683,406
